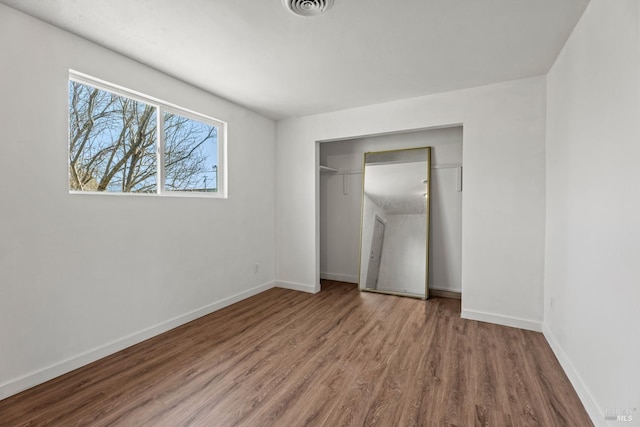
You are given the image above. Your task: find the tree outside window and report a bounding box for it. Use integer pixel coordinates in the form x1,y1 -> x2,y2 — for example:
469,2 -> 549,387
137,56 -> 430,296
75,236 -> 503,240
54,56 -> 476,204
69,78 -> 222,195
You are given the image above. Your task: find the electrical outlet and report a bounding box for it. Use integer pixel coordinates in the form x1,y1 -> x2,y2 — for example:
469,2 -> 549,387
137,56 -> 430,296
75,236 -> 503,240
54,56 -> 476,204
254,264 -> 259,274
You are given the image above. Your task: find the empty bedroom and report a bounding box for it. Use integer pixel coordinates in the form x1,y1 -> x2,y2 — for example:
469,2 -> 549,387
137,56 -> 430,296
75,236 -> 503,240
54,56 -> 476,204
0,0 -> 638,426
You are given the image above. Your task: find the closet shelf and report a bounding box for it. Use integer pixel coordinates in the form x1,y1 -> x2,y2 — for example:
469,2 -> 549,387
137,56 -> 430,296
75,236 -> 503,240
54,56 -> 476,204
319,165 -> 339,173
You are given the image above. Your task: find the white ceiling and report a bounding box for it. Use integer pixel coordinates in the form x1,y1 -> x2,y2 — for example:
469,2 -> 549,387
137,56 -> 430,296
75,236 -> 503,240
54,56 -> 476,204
0,0 -> 589,120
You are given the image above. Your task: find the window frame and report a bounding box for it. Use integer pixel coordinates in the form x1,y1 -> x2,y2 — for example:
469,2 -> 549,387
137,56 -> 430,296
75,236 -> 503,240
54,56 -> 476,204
68,70 -> 227,198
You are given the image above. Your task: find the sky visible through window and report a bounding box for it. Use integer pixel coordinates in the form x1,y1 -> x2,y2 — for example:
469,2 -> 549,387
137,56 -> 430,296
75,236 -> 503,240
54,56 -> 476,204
164,112 -> 218,192
69,80 -> 219,193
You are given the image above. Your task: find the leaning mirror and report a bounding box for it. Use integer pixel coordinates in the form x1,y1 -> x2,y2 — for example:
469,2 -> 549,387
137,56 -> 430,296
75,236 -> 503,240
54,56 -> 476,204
358,147 -> 431,299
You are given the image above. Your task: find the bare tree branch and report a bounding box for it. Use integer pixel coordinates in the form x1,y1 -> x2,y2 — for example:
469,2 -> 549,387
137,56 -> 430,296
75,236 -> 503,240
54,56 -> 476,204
69,82 -> 218,193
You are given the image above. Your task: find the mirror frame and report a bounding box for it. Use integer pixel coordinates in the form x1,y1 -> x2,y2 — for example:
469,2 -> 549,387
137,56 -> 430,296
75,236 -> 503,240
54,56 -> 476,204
357,146 -> 432,300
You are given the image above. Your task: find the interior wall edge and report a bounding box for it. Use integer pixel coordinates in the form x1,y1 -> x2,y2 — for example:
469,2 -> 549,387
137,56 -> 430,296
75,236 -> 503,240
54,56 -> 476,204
315,122 -> 465,144
429,286 -> 463,293
461,309 -> 542,333
0,280 -> 276,401
542,323 -> 607,427
319,273 -> 359,284
275,281 -> 319,294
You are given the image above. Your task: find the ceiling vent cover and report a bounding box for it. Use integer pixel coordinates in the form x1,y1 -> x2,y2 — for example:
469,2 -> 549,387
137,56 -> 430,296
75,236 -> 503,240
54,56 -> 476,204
283,0 -> 334,17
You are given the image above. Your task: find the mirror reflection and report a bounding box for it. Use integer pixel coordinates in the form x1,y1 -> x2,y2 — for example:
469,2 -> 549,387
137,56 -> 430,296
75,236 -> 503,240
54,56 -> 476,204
358,147 -> 431,299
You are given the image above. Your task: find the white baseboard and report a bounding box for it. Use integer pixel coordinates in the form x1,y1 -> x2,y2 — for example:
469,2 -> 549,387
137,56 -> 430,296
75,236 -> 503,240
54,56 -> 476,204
320,272 -> 358,284
429,285 -> 462,293
429,289 -> 461,300
0,280 -> 275,401
275,280 -> 319,294
542,323 -> 607,427
461,309 -> 542,332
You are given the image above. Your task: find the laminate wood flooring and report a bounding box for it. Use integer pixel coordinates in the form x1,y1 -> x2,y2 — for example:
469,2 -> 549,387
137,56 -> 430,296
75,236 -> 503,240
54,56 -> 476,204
0,281 -> 592,426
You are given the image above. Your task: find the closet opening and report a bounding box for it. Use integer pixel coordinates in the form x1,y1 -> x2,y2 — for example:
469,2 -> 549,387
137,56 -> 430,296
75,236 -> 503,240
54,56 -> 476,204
318,126 -> 463,299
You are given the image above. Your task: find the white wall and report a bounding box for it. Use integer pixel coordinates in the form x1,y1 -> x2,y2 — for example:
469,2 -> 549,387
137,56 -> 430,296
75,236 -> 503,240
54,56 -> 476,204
430,165 -> 463,292
276,76 -> 547,331
319,171 -> 363,283
0,5 -> 276,399
544,0 -> 640,425
319,127 -> 463,291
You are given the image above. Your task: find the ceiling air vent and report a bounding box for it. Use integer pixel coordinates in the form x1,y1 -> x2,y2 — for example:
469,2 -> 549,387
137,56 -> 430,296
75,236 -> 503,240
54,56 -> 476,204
283,0 -> 334,17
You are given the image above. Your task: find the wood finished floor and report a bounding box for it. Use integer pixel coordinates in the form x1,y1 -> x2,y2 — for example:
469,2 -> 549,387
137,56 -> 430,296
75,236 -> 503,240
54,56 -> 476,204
0,281 -> 592,427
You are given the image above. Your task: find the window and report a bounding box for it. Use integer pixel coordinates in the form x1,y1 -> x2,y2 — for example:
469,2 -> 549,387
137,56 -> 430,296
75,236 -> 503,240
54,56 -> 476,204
68,72 -> 225,196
